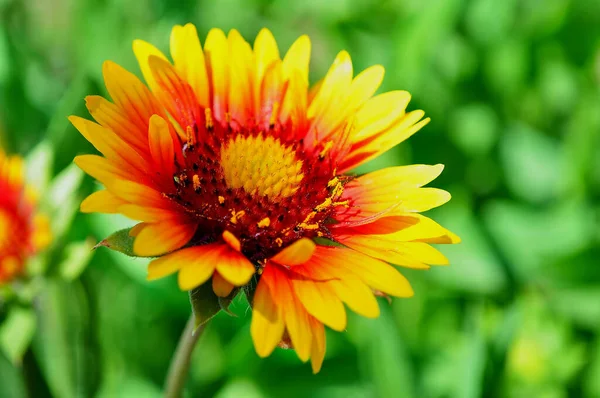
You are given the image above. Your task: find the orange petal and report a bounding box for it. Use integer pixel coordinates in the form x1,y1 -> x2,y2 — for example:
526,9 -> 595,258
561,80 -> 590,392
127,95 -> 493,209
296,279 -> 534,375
174,245 -> 228,290
85,95 -> 148,153
270,238 -> 316,266
148,115 -> 176,177
306,51 -> 353,146
251,266 -> 285,357
102,60 -> 163,129
80,190 -> 126,213
212,272 -> 235,297
148,55 -> 202,133
133,221 -> 197,257
146,247 -> 198,280
170,23 -> 210,108
69,116 -> 147,177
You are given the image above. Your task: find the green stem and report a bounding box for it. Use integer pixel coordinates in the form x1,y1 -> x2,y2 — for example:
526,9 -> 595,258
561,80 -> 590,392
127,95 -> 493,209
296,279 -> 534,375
164,315 -> 206,398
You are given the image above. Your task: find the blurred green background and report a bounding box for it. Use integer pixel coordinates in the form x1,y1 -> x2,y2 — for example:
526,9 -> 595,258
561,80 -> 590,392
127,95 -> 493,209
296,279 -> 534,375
1,0 -> 600,397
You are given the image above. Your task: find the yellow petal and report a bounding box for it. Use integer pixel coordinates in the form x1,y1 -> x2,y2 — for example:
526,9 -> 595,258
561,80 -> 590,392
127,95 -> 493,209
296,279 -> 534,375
170,23 -> 210,107
282,34 -> 311,83
80,190 -> 126,214
109,179 -> 166,208
74,154 -> 128,185
315,247 -> 413,298
204,28 -> 229,121
227,29 -> 255,126
254,28 -> 280,102
309,317 -> 326,374
251,267 -> 285,357
270,238 -> 316,266
132,39 -> 169,93
352,90 -> 411,141
290,274 -> 347,331
351,164 -> 444,191
214,247 -> 255,286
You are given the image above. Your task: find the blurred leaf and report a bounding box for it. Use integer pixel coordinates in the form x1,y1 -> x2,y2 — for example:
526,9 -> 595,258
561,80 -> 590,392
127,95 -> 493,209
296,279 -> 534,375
95,227 -> 140,257
350,309 -> 415,398
45,163 -> 84,241
550,287 -> 600,330
58,239 -> 96,281
0,354 -> 25,398
97,377 -> 162,398
449,103 -> 499,156
500,123 -> 570,203
25,140 -> 54,195
214,379 -> 266,398
0,307 -> 36,364
483,199 -> 595,281
427,193 -> 508,294
32,279 -> 93,398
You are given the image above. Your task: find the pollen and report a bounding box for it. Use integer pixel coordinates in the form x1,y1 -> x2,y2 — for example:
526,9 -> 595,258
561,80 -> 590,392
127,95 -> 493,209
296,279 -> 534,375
192,175 -> 201,193
257,217 -> 271,228
220,134 -> 304,200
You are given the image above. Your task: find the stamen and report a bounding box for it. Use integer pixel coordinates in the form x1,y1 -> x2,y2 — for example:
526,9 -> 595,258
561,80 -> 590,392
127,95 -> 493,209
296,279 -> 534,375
186,125 -> 196,146
269,102 -> 280,127
319,141 -> 334,159
205,108 -> 213,130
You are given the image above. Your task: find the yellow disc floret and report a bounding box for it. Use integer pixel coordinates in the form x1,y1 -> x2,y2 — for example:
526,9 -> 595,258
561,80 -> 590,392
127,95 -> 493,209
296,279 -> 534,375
220,134 -> 304,200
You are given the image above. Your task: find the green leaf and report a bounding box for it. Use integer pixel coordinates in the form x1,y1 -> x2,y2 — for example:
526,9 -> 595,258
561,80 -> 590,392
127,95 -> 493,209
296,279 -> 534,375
95,227 -> 141,257
189,280 -> 239,330
58,239 -> 96,281
0,307 -> 36,364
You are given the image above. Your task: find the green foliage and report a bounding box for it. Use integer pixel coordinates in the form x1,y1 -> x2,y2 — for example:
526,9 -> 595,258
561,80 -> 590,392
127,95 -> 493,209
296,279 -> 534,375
0,0 -> 599,397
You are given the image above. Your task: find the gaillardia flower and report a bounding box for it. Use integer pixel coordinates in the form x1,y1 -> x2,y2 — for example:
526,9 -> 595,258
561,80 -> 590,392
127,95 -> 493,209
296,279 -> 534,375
0,150 -> 51,284
72,24 -> 459,372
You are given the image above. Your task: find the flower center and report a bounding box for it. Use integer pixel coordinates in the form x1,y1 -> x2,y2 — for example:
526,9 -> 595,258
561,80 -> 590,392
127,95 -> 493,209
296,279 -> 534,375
220,134 -> 304,200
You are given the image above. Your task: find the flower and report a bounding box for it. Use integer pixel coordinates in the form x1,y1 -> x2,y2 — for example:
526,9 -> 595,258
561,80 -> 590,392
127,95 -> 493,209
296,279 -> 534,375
0,150 -> 51,284
71,24 -> 459,372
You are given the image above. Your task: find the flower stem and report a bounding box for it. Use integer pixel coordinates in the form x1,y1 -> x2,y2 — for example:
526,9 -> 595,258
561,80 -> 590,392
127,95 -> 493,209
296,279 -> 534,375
164,315 -> 206,398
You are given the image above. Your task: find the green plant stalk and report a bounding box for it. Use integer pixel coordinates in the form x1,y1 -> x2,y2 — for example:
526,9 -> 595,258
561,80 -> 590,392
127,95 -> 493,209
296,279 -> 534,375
164,315 -> 206,398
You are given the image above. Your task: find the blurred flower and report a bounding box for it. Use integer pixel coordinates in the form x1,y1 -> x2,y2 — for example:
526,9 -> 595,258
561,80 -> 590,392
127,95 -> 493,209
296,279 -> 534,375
0,150 -> 51,284
71,24 -> 459,372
